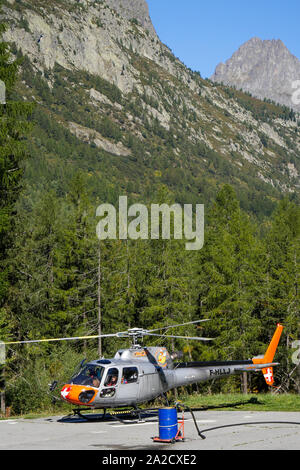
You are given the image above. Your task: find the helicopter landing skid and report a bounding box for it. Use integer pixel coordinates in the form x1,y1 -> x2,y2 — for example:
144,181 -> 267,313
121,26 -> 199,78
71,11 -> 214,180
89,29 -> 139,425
71,407 -> 108,421
108,406 -> 159,424
70,406 -> 159,424
109,406 -> 146,424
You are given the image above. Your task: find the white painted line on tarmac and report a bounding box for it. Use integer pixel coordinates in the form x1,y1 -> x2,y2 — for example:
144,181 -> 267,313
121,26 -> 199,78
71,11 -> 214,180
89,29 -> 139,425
184,418 -> 216,424
0,420 -> 18,424
108,418 -> 217,428
109,421 -> 156,428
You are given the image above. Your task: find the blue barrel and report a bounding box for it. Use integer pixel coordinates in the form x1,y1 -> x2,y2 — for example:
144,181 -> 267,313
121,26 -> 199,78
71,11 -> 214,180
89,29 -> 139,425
158,407 -> 178,440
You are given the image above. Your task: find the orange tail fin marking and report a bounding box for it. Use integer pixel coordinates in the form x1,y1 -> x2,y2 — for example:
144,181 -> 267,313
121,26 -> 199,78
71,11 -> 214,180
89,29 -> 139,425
264,323 -> 284,363
253,323 -> 283,365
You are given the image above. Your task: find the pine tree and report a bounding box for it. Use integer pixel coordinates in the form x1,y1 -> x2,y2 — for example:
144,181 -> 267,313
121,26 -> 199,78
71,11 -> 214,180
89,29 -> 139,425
194,185 -> 263,391
0,22 -> 33,414
262,199 -> 300,392
0,24 -> 33,308
137,185 -> 198,354
7,191 -> 63,342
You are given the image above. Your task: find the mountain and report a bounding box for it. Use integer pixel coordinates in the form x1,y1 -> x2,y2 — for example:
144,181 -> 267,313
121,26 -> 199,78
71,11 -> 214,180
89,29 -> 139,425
107,0 -> 157,36
2,1 -> 300,217
211,37 -> 300,113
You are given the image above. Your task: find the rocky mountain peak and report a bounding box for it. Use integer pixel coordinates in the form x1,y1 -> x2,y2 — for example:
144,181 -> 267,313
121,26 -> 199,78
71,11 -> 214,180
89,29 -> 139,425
107,0 -> 156,35
211,37 -> 300,112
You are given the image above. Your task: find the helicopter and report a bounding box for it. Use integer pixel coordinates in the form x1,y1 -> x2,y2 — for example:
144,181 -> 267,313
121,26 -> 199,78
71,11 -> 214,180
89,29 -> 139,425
4,321 -> 283,416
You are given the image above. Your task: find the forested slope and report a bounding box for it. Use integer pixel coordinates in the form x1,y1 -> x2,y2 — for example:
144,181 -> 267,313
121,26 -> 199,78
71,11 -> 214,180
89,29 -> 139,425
0,0 -> 299,413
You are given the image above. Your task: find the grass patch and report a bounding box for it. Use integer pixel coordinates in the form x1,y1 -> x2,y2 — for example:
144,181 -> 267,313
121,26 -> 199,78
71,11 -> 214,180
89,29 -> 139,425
1,393 -> 300,420
178,393 -> 300,412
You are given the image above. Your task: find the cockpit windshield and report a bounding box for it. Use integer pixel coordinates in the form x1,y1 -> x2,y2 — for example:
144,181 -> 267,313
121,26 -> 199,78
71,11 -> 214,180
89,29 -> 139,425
70,364 -> 105,388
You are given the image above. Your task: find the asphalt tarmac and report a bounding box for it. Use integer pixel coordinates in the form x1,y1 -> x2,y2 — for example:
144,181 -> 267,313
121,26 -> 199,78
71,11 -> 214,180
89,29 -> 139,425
1,409 -> 300,451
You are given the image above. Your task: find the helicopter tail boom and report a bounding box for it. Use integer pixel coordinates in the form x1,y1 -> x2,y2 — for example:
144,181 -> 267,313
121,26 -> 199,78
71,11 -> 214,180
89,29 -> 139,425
173,324 -> 283,388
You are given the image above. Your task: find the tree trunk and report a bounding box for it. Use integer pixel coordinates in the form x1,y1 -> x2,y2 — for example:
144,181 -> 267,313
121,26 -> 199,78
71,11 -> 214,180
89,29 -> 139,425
0,391 -> 5,417
241,372 -> 248,394
0,365 -> 5,417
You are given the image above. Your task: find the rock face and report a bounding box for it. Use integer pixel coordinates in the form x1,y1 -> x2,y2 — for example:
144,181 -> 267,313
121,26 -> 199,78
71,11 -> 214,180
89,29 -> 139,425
211,37 -> 300,112
1,1 -> 300,199
1,0 -> 174,94
107,0 -> 156,36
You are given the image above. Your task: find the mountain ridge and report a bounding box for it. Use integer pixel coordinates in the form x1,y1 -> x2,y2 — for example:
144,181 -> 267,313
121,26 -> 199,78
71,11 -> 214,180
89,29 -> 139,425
2,0 -> 300,217
211,37 -> 300,113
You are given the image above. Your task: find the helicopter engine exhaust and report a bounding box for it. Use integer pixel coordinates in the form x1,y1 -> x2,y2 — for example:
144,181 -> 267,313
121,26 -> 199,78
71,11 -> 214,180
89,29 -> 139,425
170,351 -> 183,361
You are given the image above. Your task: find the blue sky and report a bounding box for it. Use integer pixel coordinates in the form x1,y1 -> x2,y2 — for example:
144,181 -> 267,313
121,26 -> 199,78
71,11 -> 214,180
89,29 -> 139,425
147,0 -> 300,78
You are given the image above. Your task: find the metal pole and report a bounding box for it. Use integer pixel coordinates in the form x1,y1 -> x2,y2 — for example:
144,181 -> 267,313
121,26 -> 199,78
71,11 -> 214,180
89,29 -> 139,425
97,241 -> 102,357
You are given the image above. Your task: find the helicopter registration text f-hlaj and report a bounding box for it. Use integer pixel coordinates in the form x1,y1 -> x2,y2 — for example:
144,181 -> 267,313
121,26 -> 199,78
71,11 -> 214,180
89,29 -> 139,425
4,321 -> 283,411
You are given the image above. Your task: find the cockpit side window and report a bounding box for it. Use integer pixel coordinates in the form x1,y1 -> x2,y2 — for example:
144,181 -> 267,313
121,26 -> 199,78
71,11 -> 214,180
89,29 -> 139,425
104,368 -> 119,387
71,365 -> 104,388
121,367 -> 138,384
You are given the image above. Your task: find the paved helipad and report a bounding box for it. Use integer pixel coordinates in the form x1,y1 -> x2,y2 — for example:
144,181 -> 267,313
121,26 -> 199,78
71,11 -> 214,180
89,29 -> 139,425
1,410 -> 300,450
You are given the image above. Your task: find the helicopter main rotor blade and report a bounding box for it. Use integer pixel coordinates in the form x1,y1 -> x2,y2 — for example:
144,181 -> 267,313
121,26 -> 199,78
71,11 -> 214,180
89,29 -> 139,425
148,319 -> 210,333
146,333 -> 213,341
3,333 -> 119,345
3,320 -> 212,346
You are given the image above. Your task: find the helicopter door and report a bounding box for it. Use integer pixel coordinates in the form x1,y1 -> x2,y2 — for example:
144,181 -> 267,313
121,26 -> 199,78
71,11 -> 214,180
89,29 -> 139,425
100,367 -> 119,403
120,367 -> 139,404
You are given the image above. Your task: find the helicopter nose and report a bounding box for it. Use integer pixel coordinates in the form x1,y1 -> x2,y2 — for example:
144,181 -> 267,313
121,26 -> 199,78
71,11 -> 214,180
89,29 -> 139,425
60,384 -> 96,405
61,385 -> 72,401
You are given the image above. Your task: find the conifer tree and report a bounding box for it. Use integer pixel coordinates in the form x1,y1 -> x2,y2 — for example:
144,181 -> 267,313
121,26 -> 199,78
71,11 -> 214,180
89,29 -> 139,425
262,199 -> 300,391
0,21 -> 33,413
194,185 -> 263,391
0,25 -> 32,296
0,24 -> 33,307
138,185 -> 198,354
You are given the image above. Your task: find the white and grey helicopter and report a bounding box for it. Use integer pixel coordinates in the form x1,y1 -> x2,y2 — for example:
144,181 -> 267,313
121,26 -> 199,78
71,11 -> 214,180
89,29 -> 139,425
5,320 -> 283,419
